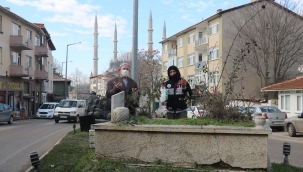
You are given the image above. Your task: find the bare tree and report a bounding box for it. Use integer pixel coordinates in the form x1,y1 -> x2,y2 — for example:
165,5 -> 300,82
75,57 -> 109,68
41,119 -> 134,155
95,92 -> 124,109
68,68 -> 90,100
53,58 -> 62,76
227,0 -> 303,94
136,49 -> 163,114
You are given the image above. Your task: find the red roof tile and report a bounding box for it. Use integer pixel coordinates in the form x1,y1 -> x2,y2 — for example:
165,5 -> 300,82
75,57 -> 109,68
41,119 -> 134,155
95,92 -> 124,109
261,76 -> 303,91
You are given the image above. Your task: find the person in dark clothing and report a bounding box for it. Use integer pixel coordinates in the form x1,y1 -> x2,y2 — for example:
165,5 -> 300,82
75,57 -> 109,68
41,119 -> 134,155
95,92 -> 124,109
106,62 -> 139,115
86,91 -> 99,114
163,66 -> 192,119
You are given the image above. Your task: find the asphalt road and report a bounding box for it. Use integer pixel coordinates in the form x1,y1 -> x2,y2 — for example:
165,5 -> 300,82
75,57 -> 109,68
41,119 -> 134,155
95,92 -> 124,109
268,130 -> 303,167
0,119 -> 73,172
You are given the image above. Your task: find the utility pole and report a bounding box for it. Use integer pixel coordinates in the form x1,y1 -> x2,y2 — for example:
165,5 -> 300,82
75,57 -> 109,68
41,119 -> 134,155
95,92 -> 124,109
132,0 -> 138,82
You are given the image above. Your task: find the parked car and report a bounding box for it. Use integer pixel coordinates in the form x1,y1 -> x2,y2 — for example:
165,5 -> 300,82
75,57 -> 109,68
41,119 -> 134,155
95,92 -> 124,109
36,102 -> 59,119
284,112 -> 303,137
154,106 -> 167,118
186,106 -> 204,118
54,99 -> 86,123
241,105 -> 287,130
0,103 -> 13,124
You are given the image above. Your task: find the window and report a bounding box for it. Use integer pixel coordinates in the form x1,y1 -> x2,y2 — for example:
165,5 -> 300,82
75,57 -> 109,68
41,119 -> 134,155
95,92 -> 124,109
209,21 -> 219,35
199,32 -> 203,39
297,95 -> 302,111
26,56 -> 31,68
164,44 -> 167,53
195,70 -> 205,85
177,37 -> 183,48
209,71 -> 219,84
188,54 -> 194,65
26,29 -> 32,41
0,15 -> 2,32
280,91 -> 290,111
35,36 -> 40,46
209,47 -> 219,60
11,22 -> 20,35
0,47 -> 2,64
163,61 -> 168,71
178,57 -> 183,67
168,56 -> 176,66
188,32 -> 195,44
11,51 -> 21,65
296,90 -> 303,111
198,54 -> 202,61
41,35 -> 45,45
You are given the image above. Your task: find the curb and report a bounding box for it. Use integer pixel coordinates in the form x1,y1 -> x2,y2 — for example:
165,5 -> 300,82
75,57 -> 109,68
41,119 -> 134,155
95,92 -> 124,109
25,136 -> 64,172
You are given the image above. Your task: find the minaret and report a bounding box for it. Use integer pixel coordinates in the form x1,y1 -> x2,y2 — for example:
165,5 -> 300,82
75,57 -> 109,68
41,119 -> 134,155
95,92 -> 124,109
162,19 -> 166,41
148,9 -> 153,52
113,22 -> 118,61
93,14 -> 99,76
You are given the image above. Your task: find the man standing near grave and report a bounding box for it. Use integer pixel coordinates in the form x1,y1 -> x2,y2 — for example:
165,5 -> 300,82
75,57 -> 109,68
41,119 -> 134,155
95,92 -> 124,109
106,62 -> 139,115
163,65 -> 192,119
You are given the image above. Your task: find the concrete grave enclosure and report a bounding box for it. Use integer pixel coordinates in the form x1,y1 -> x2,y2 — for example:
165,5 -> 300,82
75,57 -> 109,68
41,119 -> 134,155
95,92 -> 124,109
91,121 -> 271,169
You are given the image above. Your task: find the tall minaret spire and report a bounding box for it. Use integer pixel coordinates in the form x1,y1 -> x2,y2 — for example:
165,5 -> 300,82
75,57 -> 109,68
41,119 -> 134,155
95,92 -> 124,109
113,22 -> 118,61
162,19 -> 166,41
93,14 -> 99,76
148,9 -> 153,52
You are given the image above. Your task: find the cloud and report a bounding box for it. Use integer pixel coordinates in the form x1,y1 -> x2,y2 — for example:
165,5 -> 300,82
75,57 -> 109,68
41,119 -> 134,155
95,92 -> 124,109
6,0 -> 128,38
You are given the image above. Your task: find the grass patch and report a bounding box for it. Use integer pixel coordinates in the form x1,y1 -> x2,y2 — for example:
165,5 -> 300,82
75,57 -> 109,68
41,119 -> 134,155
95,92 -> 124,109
31,129 -> 303,172
116,116 -> 256,127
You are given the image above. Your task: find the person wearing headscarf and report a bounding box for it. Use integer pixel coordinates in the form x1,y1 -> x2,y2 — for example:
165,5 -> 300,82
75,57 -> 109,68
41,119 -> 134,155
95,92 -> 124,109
163,65 -> 192,119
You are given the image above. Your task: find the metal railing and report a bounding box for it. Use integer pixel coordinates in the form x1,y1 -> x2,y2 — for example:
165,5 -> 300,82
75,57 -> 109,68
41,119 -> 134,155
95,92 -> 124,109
195,37 -> 208,47
168,49 -> 177,56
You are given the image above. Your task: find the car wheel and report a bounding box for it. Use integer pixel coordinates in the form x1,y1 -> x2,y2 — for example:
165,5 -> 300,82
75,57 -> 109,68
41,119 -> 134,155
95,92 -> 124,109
55,119 -> 59,123
288,124 -> 296,137
8,116 -> 13,124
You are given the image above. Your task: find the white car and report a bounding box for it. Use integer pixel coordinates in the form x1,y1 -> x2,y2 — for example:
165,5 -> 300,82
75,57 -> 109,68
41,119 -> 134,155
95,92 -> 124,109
36,102 -> 59,119
186,106 -> 204,118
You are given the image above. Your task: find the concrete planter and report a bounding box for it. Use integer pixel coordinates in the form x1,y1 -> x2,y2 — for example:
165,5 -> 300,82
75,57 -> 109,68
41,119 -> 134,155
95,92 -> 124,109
92,122 -> 271,169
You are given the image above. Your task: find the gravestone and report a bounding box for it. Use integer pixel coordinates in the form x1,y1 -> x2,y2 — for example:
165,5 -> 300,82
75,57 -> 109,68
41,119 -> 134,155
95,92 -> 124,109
111,91 -> 125,114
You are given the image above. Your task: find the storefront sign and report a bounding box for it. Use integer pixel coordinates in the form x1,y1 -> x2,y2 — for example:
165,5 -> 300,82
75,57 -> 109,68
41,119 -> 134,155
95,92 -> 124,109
0,81 -> 24,91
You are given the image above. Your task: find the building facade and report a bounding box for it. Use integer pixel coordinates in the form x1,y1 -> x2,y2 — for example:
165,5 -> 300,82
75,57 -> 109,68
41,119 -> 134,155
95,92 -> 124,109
160,0 -> 303,100
0,6 -> 56,116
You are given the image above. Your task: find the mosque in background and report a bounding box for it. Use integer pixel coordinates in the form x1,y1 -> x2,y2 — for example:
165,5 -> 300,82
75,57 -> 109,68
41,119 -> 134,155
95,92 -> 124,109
89,10 -> 164,97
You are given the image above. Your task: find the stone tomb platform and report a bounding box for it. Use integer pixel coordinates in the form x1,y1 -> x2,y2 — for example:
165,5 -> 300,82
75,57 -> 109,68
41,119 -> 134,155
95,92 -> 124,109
93,122 -> 271,169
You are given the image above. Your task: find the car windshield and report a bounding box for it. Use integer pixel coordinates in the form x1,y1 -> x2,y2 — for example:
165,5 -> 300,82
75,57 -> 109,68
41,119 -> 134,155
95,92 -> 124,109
40,104 -> 55,109
197,107 -> 203,110
58,101 -> 77,108
259,106 -> 281,113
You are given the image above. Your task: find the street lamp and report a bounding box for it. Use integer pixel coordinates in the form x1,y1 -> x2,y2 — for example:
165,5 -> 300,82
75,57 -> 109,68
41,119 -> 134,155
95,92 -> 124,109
65,42 -> 81,99
61,61 -> 72,76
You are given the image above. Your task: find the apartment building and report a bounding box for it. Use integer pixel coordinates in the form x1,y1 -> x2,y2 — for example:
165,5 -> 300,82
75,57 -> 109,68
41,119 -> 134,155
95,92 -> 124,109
160,0 -> 302,100
0,6 -> 56,116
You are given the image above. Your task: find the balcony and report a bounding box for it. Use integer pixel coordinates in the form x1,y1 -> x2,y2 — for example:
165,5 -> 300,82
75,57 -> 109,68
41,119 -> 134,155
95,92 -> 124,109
9,65 -> 33,77
10,35 -> 33,50
168,49 -> 177,56
34,69 -> 48,80
195,37 -> 208,47
35,46 -> 48,57
195,61 -> 207,69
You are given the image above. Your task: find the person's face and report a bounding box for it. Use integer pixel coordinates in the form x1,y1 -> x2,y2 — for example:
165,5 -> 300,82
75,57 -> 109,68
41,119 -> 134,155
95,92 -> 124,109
119,65 -> 130,74
169,70 -> 176,76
